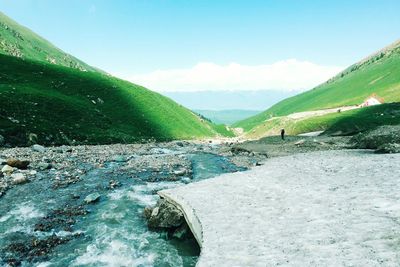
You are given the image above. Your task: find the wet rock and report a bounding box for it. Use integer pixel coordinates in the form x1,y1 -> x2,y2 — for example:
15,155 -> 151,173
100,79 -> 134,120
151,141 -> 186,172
6,158 -> 30,170
173,169 -> 186,176
11,173 -> 29,184
108,179 -> 121,189
172,223 -> 191,240
4,233 -> 83,264
145,199 -> 184,228
32,144 -> 46,153
112,155 -> 127,162
1,164 -> 14,174
181,177 -> 191,184
230,146 -> 251,155
34,205 -> 88,232
375,143 -> 400,154
84,192 -> 101,204
37,162 -> 52,170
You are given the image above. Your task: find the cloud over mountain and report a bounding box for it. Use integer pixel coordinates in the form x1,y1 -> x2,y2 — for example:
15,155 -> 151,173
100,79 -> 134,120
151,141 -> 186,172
125,59 -> 344,92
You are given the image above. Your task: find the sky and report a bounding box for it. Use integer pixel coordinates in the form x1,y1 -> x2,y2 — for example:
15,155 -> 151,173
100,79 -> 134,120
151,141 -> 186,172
1,0 -> 400,93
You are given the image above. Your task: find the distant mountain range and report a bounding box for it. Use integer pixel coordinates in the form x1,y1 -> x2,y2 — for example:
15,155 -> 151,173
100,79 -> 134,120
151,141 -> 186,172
194,110 -> 261,125
0,12 -> 229,146
163,90 -> 299,111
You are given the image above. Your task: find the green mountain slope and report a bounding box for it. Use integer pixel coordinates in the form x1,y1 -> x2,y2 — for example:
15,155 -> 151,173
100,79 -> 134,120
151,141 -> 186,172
235,40 -> 400,132
0,11 -> 96,72
0,54 -> 225,146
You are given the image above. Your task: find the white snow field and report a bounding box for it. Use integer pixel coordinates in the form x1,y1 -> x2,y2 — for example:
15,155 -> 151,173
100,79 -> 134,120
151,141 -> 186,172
159,150 -> 400,267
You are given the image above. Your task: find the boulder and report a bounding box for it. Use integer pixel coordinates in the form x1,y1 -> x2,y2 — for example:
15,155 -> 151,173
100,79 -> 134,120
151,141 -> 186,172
84,192 -> 101,204
1,165 -> 14,174
6,158 -> 30,170
32,144 -> 46,153
11,173 -> 29,184
145,199 -> 184,228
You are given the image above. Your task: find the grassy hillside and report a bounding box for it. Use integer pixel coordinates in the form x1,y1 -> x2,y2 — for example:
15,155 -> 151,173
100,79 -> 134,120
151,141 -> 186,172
244,103 -> 400,139
0,12 -> 96,72
194,109 -> 261,125
235,40 -> 400,132
0,54 -> 226,146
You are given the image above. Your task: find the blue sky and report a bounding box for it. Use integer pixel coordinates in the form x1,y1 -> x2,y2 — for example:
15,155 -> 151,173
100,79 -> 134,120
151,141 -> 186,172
1,0 -> 400,94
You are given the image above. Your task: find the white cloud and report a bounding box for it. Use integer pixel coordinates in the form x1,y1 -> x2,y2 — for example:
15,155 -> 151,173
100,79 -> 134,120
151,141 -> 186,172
122,59 -> 344,92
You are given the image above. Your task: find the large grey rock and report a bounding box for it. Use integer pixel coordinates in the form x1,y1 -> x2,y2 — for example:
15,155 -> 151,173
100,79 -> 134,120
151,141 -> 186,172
32,144 -> 46,153
11,173 -> 29,184
145,199 -> 184,228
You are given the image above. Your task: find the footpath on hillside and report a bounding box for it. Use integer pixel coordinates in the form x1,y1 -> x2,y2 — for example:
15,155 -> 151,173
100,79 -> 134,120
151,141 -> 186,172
160,150 -> 400,266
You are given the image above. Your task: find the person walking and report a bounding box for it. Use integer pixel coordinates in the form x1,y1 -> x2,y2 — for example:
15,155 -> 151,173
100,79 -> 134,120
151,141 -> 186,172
280,129 -> 285,140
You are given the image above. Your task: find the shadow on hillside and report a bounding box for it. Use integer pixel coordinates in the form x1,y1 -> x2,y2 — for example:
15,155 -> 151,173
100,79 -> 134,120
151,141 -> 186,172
323,103 -> 400,136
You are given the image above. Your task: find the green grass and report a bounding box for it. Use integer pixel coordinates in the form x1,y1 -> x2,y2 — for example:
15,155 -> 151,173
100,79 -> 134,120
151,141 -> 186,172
245,103 -> 400,139
235,40 -> 400,132
0,54 -> 227,146
0,12 -> 97,71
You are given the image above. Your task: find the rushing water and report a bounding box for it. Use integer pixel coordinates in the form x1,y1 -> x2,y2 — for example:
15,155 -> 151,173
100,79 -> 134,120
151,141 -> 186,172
0,152 -> 244,267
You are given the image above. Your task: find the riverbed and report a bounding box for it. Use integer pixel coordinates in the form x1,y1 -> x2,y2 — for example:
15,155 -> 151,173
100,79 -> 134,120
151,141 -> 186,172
0,142 -> 259,267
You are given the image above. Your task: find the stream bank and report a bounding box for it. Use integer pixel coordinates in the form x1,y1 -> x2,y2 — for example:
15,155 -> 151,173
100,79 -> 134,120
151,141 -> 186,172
0,141 -> 264,266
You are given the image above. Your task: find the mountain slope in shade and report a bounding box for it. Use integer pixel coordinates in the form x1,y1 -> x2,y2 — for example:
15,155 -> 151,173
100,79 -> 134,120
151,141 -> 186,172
0,11 -> 97,72
0,54 -> 227,145
235,39 -> 400,132
0,13 -> 228,145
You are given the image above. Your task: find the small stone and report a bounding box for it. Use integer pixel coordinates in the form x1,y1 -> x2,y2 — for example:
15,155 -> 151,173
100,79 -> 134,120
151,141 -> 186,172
11,173 -> 29,184
1,165 -> 14,174
294,139 -> 305,146
112,155 -> 127,162
84,193 -> 101,204
151,207 -> 160,217
108,180 -> 120,189
173,169 -> 186,176
38,162 -> 52,170
32,144 -> 46,153
181,177 -> 191,184
6,158 -> 30,170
